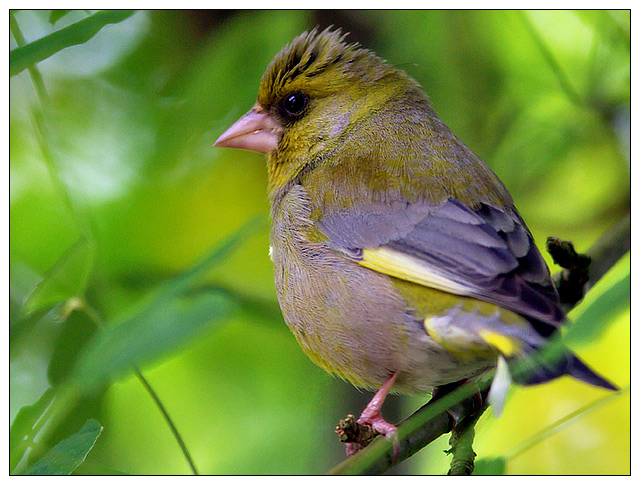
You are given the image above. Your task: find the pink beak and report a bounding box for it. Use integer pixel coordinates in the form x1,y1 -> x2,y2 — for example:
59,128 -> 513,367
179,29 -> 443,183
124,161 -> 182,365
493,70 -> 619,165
214,105 -> 281,154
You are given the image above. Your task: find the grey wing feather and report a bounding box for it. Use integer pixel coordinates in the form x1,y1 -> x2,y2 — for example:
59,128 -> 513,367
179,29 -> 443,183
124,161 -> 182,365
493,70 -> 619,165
319,198 -> 564,332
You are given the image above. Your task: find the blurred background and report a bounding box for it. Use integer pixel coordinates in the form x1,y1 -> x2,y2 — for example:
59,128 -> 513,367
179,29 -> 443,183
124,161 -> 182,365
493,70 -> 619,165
10,10 -> 629,475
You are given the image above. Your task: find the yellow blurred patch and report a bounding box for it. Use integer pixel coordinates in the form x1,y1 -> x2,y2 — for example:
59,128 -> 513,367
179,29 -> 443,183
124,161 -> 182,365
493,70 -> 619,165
478,330 -> 520,357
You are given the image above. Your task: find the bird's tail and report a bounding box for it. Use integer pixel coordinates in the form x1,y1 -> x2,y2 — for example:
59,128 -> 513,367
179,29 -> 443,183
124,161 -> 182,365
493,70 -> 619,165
564,353 -> 618,390
513,347 -> 618,391
488,346 -> 618,416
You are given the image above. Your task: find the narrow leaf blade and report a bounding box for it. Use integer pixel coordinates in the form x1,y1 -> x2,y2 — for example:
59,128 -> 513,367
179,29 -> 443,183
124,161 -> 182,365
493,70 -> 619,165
22,237 -> 95,316
10,10 -> 135,76
70,218 -> 264,394
567,270 -> 630,344
10,388 -> 56,472
73,292 -> 237,393
25,419 -> 103,475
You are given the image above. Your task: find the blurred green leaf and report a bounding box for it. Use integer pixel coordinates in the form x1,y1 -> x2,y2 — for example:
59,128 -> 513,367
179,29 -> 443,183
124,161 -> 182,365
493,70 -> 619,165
142,9 -> 309,174
473,457 -> 507,475
492,96 -> 581,192
574,10 -> 630,49
26,418 -> 102,475
10,259 -> 43,314
566,270 -> 630,345
71,217 -> 265,394
49,10 -> 73,25
10,10 -> 135,77
9,304 -> 51,349
10,388 -> 56,472
47,309 -> 99,386
22,237 -> 95,317
73,292 -> 237,395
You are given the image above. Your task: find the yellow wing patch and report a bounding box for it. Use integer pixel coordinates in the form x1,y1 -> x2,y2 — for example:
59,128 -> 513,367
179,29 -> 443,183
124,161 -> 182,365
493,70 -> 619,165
424,316 -> 490,359
362,246 -> 526,361
360,246 -> 470,295
478,330 -> 521,357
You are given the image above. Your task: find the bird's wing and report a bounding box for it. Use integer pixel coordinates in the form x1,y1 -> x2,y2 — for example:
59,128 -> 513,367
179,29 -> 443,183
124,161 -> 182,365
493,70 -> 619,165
318,197 -> 565,330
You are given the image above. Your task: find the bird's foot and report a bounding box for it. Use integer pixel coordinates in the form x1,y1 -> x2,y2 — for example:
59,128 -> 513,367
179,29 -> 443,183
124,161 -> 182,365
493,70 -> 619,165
336,412 -> 398,456
336,372 -> 399,456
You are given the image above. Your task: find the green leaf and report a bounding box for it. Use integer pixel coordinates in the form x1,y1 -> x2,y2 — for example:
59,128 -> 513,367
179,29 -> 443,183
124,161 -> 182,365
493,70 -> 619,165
49,10 -> 72,24
574,10 -> 630,49
10,388 -> 56,472
22,237 -> 95,317
473,457 -> 507,475
70,217 -> 265,394
10,259 -> 53,340
25,419 -> 102,475
47,309 -> 99,386
10,10 -> 136,77
73,291 -> 237,394
566,270 -> 630,345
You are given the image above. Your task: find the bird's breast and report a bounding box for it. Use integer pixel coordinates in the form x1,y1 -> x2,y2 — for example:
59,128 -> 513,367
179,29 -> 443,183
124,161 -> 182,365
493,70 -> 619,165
268,185 -> 491,392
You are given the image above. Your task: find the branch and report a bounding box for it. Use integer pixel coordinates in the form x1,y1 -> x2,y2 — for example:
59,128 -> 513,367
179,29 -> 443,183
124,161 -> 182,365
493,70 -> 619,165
329,212 -> 630,475
547,211 -> 630,309
446,399 -> 486,475
546,237 -> 592,309
584,212 -> 630,286
329,381 -> 484,475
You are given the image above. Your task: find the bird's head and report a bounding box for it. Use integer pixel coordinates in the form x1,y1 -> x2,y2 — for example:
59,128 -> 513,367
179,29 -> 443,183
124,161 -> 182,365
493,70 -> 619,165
215,27 -> 423,196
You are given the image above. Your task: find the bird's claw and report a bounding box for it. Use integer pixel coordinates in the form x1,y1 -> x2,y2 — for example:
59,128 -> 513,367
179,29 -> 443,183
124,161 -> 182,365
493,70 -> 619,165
336,412 -> 398,457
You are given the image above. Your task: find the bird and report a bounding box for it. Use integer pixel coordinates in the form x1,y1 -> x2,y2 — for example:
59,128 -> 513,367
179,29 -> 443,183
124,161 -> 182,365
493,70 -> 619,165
214,27 -> 617,455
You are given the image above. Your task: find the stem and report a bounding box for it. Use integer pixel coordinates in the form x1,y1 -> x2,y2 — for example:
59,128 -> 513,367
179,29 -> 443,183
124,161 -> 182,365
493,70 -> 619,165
586,212 -> 630,286
79,301 -> 200,475
446,397 -> 487,476
329,380 -> 484,475
519,11 -> 585,110
133,369 -> 200,475
506,388 -> 627,461
9,13 -> 48,101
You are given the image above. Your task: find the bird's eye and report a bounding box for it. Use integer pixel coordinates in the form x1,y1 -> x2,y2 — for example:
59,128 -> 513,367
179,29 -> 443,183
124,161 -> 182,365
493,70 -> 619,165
282,92 -> 307,117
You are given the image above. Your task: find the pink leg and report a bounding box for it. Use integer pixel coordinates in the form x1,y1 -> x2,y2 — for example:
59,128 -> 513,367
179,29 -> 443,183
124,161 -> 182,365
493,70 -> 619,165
358,371 -> 399,435
345,372 -> 399,456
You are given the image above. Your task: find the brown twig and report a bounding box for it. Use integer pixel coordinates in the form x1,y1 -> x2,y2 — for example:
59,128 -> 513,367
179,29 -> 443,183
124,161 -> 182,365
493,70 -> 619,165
335,414 -> 377,449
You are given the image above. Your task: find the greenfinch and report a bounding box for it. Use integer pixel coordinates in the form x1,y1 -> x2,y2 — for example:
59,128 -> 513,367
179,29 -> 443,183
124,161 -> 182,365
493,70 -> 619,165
215,28 -> 616,454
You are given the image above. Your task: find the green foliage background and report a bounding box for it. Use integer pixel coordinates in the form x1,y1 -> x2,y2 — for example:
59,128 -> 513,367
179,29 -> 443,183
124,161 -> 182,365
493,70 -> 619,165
10,10 -> 630,475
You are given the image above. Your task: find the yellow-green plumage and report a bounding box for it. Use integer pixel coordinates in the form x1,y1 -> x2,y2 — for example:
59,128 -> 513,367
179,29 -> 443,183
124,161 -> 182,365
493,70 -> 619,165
215,28 -> 616,425
261,30 -> 512,212
260,29 -> 539,391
